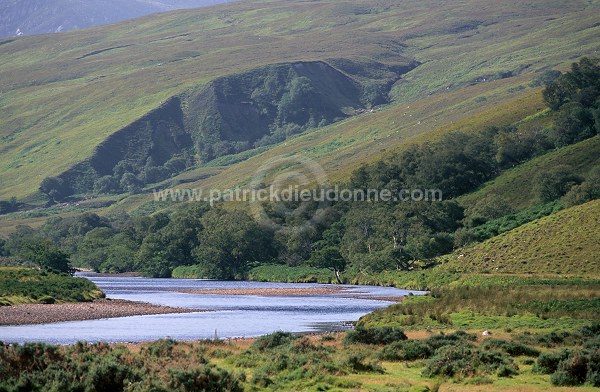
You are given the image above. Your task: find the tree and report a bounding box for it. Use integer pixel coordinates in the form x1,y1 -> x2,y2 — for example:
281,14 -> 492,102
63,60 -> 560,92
465,194 -> 515,226
0,238 -> 8,256
561,166 -> 600,208
192,209 -> 274,279
22,240 -> 72,274
0,197 -> 18,215
39,176 -> 71,202
543,58 -> 600,111
135,203 -> 210,277
119,172 -> 142,194
277,76 -> 315,125
543,78 -> 572,110
275,226 -> 317,266
93,176 -> 119,195
533,165 -> 583,203
5,225 -> 39,256
74,228 -> 138,273
309,246 -> 346,283
550,102 -> 595,147
493,126 -> 552,168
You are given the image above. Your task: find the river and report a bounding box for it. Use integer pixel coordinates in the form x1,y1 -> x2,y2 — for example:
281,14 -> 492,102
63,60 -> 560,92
0,276 -> 425,344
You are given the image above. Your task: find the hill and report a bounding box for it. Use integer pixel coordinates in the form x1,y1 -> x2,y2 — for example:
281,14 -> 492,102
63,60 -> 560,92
1,0 -> 599,202
459,135 -> 600,212
0,0 -> 234,38
443,199 -> 600,276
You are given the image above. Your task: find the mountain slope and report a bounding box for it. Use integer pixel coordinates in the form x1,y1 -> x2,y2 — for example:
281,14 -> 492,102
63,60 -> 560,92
443,199 -> 600,276
0,0 -> 235,37
459,135 -> 600,211
0,0 -> 599,201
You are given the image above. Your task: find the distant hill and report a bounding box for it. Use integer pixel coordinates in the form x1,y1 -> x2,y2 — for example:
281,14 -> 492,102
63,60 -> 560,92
0,0 -> 598,203
0,0 -> 234,37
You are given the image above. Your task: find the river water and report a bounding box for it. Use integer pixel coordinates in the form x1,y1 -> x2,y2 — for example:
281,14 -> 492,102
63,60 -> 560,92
0,276 -> 424,344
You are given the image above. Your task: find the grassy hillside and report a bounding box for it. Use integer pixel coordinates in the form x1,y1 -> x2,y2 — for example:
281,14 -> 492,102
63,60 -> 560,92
459,135 -> 600,211
1,0 -> 599,201
444,199 -> 600,276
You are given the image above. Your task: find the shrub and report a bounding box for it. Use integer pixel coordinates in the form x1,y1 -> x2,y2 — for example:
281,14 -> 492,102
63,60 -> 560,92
87,359 -> 134,392
424,344 -> 516,378
144,338 -> 179,357
251,331 -> 296,351
378,340 -> 432,361
424,331 -> 476,351
534,349 -> 572,374
580,322 -> 600,338
168,366 -> 243,392
345,326 -> 408,345
342,353 -> 384,374
481,339 -> 540,357
423,344 -> 477,377
550,350 -> 598,387
497,364 -> 518,378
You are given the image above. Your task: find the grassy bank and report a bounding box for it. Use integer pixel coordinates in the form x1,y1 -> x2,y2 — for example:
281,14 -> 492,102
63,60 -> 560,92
359,277 -> 600,332
0,267 -> 104,306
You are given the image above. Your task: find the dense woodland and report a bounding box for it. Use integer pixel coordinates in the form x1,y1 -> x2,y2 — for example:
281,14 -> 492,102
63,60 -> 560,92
1,59 -> 599,280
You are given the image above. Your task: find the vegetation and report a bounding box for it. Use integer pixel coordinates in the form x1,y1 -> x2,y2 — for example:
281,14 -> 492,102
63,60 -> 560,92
0,1 -> 598,389
359,277 -> 600,331
0,268 -> 103,306
2,322 -> 599,390
443,199 -> 600,275
0,340 -> 244,392
1,0 -> 599,205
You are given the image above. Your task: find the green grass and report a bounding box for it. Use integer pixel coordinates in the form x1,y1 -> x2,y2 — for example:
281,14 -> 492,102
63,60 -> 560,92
443,199 -> 600,276
1,0 -> 599,202
358,279 -> 600,332
0,267 -> 104,305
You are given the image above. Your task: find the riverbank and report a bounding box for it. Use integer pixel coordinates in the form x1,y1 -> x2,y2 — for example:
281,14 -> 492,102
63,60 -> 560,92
0,298 -> 200,325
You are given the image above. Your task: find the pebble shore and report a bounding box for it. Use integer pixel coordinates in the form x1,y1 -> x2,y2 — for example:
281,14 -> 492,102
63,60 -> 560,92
0,299 -> 200,326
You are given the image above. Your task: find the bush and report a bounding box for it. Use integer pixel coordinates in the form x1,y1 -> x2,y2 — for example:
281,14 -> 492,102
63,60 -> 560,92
87,358 -> 134,392
342,353 -> 384,374
378,340 -> 432,361
424,331 -> 476,351
251,331 -> 296,351
345,326 -> 407,345
423,344 -> 477,377
481,339 -> 540,357
534,350 -> 572,374
533,165 -> 582,203
424,345 -> 516,378
497,364 -> 519,378
168,366 -> 244,392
